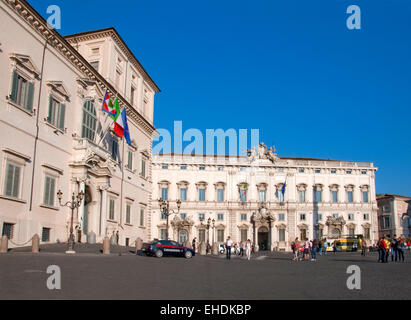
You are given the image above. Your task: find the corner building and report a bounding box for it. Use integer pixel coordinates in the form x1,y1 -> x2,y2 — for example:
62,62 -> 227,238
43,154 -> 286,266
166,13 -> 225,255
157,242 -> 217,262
0,0 -> 159,246
151,144 -> 379,251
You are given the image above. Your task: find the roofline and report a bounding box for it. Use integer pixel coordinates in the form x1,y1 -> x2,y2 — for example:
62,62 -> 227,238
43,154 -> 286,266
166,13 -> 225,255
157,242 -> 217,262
64,27 -> 161,93
377,194 -> 411,200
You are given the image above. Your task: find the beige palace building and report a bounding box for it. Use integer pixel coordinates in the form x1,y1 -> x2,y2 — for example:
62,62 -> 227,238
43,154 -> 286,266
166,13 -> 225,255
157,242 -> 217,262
151,144 -> 379,252
0,0 -> 159,247
377,194 -> 411,239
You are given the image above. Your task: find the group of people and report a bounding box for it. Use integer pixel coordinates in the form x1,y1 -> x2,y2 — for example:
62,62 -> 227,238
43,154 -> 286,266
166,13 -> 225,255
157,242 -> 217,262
291,238 -> 341,261
224,236 -> 253,260
377,235 -> 406,263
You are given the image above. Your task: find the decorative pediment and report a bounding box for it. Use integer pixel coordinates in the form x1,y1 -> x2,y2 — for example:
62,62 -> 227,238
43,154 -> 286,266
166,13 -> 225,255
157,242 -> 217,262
247,142 -> 278,163
276,223 -> 287,229
326,216 -> 346,226
141,149 -> 150,159
237,223 -> 250,229
298,223 -> 309,229
346,222 -> 356,228
362,222 -> 371,228
10,53 -> 40,77
47,81 -> 71,100
171,215 -> 195,228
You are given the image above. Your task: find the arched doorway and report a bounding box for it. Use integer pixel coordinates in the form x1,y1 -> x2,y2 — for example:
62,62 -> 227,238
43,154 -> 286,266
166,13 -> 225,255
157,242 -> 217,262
179,230 -> 188,245
332,228 -> 341,238
258,227 -> 269,251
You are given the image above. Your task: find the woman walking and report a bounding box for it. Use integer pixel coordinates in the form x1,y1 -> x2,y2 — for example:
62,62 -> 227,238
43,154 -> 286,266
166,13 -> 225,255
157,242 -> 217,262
246,239 -> 252,260
292,238 -> 300,261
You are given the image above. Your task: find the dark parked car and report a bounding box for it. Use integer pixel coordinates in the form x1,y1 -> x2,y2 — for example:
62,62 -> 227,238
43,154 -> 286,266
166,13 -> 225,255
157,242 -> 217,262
142,240 -> 195,259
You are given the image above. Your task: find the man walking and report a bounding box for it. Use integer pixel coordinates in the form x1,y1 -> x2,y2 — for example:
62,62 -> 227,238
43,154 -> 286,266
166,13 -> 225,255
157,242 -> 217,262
246,239 -> 252,260
192,237 -> 197,253
361,239 -> 367,256
225,236 -> 233,260
391,235 -> 398,262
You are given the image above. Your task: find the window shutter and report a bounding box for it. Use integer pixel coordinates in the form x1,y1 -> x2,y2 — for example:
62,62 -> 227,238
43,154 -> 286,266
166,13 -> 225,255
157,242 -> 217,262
12,165 -> 20,198
47,96 -> 53,123
58,103 -> 66,130
5,163 -> 14,197
25,82 -> 34,112
10,70 -> 18,103
43,177 -> 50,205
49,178 -> 55,206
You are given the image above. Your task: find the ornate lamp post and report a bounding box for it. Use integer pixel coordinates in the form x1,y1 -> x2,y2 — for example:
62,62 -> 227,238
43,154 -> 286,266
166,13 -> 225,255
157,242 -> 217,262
158,199 -> 181,240
57,189 -> 84,254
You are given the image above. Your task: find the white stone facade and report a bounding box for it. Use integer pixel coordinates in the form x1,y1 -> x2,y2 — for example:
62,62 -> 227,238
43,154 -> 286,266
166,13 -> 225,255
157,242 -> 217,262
151,144 -> 379,252
0,0 -> 158,247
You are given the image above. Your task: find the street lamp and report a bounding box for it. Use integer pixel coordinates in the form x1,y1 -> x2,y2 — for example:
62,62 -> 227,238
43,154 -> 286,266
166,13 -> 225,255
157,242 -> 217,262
57,189 -> 84,254
158,199 -> 181,240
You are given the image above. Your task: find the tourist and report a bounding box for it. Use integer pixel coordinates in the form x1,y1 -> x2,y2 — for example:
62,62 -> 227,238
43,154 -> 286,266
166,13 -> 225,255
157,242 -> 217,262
246,239 -> 252,260
292,237 -> 299,261
361,239 -> 367,256
332,240 -> 337,254
192,237 -> 197,252
225,236 -> 233,260
304,238 -> 310,261
391,235 -> 398,262
398,237 -> 405,262
384,236 -> 391,263
311,239 -> 317,261
323,240 -> 328,255
378,237 -> 385,262
240,242 -> 244,257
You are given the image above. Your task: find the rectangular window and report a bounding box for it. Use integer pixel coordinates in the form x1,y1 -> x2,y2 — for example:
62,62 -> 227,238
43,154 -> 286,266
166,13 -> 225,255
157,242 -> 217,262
277,168 -> 284,173
362,191 -> 369,203
217,230 -> 224,242
90,61 -> 99,71
2,223 -> 14,240
43,175 -> 56,207
161,188 -> 168,201
160,229 -> 167,240
180,188 -> 187,201
276,190 -> 284,202
384,216 -> 390,229
217,189 -> 224,202
130,86 -> 135,105
315,169 -> 321,174
348,214 -> 354,220
299,168 -> 305,173
240,189 -> 247,202
241,229 -> 247,242
180,213 -> 187,220
10,71 -> 34,112
126,204 -> 131,224
314,189 -> 322,203
218,167 -> 224,171
109,199 -> 115,220
300,214 -> 306,221
318,214 -> 323,221
199,213 -> 205,221
47,96 -> 65,131
364,228 -> 370,239
347,191 -> 353,203
141,158 -> 146,178
180,166 -> 187,170
111,140 -> 118,161
241,214 -> 247,221
42,227 -> 50,242
346,170 -> 352,175
4,162 -> 21,199
299,190 -> 306,203
332,191 -> 338,203
199,189 -> 206,202
161,212 -> 167,220
349,228 -> 355,237
259,190 -> 266,202
140,208 -> 145,226
199,229 -> 206,242
331,169 -> 337,174
279,214 -> 285,221
363,214 -> 369,220
199,166 -> 205,171
333,214 -> 339,219
218,214 -> 224,221
127,151 -> 133,171
361,170 -> 367,175
162,165 -> 168,170
279,229 -> 285,242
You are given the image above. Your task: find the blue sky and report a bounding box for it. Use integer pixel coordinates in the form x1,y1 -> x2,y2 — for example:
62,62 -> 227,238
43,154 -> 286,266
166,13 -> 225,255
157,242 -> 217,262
30,0 -> 411,195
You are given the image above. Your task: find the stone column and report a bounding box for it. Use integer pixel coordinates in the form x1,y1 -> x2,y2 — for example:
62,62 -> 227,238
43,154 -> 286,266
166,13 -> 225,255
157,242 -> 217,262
101,188 -> 108,239
0,236 -> 8,253
78,181 -> 86,242
32,234 -> 40,253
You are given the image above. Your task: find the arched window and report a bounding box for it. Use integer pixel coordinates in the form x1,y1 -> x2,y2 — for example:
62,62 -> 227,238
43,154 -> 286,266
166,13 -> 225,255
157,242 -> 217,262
81,100 -> 97,142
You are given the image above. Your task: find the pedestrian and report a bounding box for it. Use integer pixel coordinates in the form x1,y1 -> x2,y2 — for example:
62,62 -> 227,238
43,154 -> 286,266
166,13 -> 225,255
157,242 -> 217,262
311,239 -> 317,261
384,236 -> 391,263
303,238 -> 310,261
116,231 -> 119,245
391,235 -> 398,262
361,239 -> 367,256
240,242 -> 244,257
192,237 -> 197,252
246,239 -> 252,260
318,240 -> 323,256
225,236 -> 233,260
378,237 -> 385,262
398,237 -> 405,262
292,237 -> 299,261
323,240 -> 328,255
332,240 -> 337,254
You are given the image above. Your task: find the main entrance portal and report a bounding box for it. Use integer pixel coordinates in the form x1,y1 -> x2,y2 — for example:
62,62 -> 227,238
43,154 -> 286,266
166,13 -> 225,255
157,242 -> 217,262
258,227 -> 269,251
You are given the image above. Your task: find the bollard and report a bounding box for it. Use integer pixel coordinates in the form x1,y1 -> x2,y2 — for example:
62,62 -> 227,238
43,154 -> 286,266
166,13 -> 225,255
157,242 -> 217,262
199,242 -> 206,256
135,238 -> 143,255
103,237 -> 110,255
0,235 -> 8,253
212,242 -> 219,255
32,234 -> 40,253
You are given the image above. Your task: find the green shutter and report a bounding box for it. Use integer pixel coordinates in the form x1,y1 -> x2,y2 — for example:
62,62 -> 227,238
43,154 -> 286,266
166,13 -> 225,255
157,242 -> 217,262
12,165 -> 20,198
58,103 -> 66,130
4,163 -> 14,197
25,82 -> 34,112
10,70 -> 18,103
43,177 -> 50,205
49,178 -> 55,206
47,96 -> 53,123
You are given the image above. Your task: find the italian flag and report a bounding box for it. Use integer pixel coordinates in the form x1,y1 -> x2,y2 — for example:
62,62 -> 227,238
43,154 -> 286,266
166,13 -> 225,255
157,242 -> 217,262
101,91 -> 117,119
112,97 -> 125,138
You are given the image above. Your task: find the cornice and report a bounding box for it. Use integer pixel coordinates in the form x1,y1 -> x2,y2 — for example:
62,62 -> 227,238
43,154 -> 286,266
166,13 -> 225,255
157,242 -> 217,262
3,0 -> 156,137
